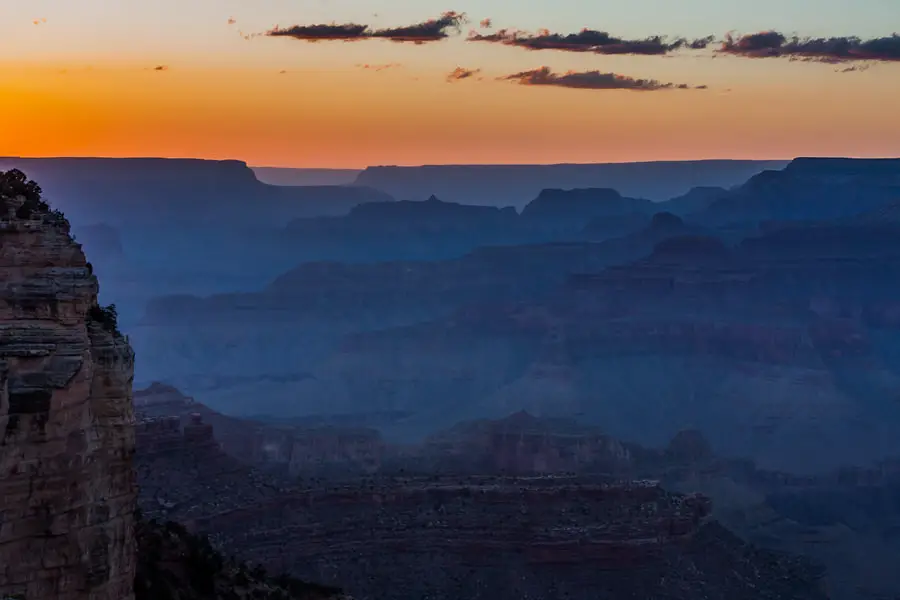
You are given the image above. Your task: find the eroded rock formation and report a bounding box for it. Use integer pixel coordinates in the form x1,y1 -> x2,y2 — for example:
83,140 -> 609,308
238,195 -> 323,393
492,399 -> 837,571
134,383 -> 384,477
0,170 -> 136,599
130,405 -> 828,600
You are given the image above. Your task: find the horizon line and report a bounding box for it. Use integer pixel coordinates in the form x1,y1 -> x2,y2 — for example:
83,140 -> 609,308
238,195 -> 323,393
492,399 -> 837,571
5,154 -> 900,171
10,154 -> 900,170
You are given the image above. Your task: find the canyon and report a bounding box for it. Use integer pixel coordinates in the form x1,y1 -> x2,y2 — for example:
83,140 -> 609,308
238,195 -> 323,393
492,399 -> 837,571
133,391 -> 900,599
6,157 -> 900,599
131,402 -> 829,600
128,159 -> 900,473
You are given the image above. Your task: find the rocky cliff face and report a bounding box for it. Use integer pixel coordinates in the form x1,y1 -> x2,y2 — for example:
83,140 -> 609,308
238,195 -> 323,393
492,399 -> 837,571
0,170 -> 136,600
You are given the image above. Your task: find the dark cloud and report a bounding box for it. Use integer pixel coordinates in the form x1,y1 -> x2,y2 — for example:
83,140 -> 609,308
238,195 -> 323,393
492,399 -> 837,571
446,66 -> 480,81
267,23 -> 369,41
371,11 -> 467,43
266,12 -> 467,44
500,66 -> 705,91
153,65 -> 169,71
720,31 -> 900,62
469,28 -> 714,56
227,17 -> 237,25
480,18 -> 493,29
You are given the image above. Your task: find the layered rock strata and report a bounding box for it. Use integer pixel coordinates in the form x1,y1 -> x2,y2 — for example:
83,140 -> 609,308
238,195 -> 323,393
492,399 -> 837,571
0,171 -> 136,600
194,477 -> 825,600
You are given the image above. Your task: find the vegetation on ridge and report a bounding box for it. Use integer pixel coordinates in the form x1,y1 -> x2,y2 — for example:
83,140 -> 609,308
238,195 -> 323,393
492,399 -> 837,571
0,168 -> 65,222
89,303 -> 122,336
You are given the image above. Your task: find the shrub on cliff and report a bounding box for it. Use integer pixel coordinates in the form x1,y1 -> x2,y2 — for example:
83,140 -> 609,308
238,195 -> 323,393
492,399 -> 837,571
89,303 -> 122,336
0,168 -> 66,224
0,169 -> 43,203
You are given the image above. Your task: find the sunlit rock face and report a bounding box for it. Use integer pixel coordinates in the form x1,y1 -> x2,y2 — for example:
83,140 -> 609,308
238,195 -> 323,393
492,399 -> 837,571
0,171 -> 136,600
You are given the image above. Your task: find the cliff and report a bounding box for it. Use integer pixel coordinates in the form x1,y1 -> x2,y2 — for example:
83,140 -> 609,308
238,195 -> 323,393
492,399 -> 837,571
0,170 -> 137,599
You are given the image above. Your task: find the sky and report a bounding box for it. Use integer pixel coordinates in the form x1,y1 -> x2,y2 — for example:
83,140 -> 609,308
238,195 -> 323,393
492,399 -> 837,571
1,0 -> 899,168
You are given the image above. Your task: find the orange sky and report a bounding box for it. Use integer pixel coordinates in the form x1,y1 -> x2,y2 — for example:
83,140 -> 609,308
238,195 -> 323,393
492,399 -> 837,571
3,61 -> 898,168
3,0 -> 900,168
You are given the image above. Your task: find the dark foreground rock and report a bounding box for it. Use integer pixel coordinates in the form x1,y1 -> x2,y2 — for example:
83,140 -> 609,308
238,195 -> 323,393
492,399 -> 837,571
134,518 -> 349,600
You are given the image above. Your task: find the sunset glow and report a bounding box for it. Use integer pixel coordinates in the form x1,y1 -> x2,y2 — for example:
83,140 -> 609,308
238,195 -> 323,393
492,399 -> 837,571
3,0 -> 899,167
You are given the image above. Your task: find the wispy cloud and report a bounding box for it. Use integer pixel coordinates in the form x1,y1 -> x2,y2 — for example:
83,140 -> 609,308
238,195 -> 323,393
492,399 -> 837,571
267,12 -> 467,44
357,62 -> 402,71
480,18 -> 493,29
446,66 -> 480,82
227,16 -> 237,26
838,63 -> 872,73
469,28 -> 714,56
153,65 -> 169,71
500,66 -> 706,91
238,29 -> 262,41
33,17 -> 47,26
719,31 -> 900,63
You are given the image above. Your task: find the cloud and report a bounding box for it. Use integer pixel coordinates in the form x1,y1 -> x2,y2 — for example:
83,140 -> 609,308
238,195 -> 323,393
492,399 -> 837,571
469,28 -> 714,56
153,65 -> 169,71
227,17 -> 237,25
500,66 -> 705,91
33,18 -> 47,25
266,12 -> 467,44
719,31 -> 900,63
267,23 -> 369,41
480,18 -> 492,29
446,66 -> 480,81
357,62 -> 401,71
238,29 -> 262,41
371,11 -> 467,43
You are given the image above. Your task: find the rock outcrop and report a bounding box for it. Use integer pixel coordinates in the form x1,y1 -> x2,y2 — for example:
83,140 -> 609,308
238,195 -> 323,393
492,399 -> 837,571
0,170 -> 136,600
134,383 -> 384,477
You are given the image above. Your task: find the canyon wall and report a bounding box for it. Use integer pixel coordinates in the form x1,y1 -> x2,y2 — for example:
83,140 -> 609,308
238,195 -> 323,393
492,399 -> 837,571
0,172 -> 136,600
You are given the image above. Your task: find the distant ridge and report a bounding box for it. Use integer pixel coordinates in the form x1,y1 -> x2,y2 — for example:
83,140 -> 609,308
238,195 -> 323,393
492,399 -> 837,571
354,159 -> 789,207
252,166 -> 361,187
